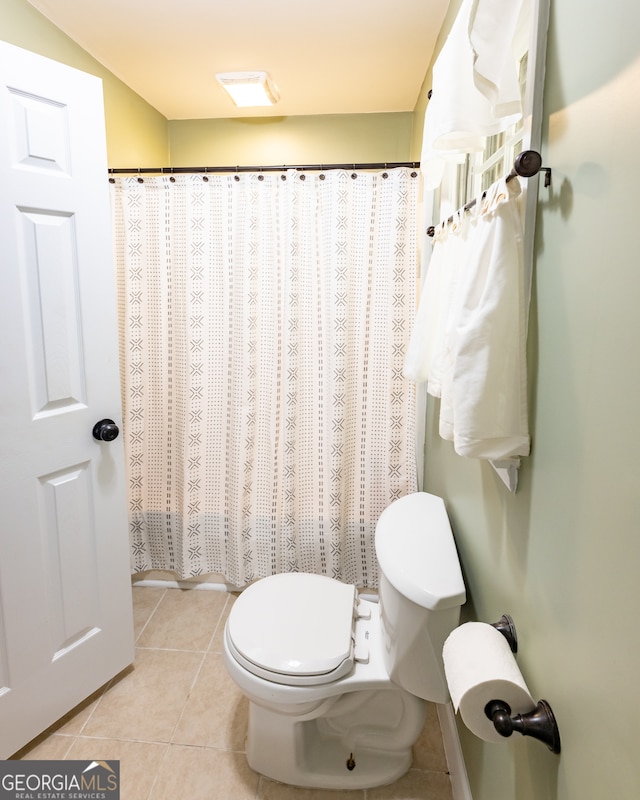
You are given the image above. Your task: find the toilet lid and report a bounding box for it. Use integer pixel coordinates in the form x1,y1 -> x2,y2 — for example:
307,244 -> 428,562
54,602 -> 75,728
226,573 -> 356,685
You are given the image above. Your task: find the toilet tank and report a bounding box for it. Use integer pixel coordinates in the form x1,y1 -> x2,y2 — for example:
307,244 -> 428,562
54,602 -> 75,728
375,492 -> 466,702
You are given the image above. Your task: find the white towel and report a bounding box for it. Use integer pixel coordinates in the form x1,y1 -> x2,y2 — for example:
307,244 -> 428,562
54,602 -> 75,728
421,0 -> 525,190
425,212 -> 471,399
439,177 -> 530,460
404,223 -> 447,384
470,0 -> 526,119
403,211 -> 470,392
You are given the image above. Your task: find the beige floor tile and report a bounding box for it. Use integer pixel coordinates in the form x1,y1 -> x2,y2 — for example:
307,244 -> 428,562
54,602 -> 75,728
81,648 -> 204,743
171,652 -> 248,750
136,588 -> 228,651
12,733 -> 75,760
411,702 -> 449,773
208,593 -> 237,653
149,745 -> 260,800
367,769 -> 453,800
132,586 -> 166,641
67,737 -> 168,800
257,777 -> 365,799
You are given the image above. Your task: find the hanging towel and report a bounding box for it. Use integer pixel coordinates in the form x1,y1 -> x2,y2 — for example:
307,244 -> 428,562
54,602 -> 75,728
403,222 -> 448,384
403,211 -> 470,392
404,209 -> 471,395
421,0 -> 525,190
402,232 -> 443,384
439,177 -> 530,461
470,0 -> 526,118
426,212 -> 471,400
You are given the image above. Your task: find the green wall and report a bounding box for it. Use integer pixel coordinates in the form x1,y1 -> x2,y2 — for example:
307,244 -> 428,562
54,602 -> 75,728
1,0 -> 169,167
420,1 -> 640,799
168,113 -> 414,166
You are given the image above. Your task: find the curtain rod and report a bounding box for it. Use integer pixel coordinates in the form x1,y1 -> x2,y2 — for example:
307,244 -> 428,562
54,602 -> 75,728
426,150 -> 551,237
108,161 -> 420,176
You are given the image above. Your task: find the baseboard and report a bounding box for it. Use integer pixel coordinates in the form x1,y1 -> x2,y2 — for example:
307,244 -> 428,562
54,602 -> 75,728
131,578 -> 239,591
437,702 -> 473,800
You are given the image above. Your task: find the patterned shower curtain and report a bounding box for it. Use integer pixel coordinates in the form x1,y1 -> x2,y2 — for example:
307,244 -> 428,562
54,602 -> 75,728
111,168 -> 418,588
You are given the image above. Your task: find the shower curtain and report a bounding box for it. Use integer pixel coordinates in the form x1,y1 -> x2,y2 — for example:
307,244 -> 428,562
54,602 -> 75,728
111,168 -> 418,588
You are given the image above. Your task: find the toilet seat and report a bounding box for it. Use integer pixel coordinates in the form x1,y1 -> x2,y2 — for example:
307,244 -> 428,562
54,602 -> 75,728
226,573 -> 357,686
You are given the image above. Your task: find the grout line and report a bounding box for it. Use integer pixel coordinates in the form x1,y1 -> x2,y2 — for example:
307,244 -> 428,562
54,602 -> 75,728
59,734 -> 78,759
143,741 -> 170,800
205,591 -> 232,652
167,649 -> 208,747
133,586 -> 168,643
66,676 -> 119,738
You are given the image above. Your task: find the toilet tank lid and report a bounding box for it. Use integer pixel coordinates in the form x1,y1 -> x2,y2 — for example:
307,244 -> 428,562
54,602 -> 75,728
375,492 -> 466,610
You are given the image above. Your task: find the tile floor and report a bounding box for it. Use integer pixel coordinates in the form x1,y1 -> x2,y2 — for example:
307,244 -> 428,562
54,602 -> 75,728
12,585 -> 454,800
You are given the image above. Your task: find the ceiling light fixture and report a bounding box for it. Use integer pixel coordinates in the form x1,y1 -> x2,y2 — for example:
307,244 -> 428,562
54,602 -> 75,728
215,71 -> 280,107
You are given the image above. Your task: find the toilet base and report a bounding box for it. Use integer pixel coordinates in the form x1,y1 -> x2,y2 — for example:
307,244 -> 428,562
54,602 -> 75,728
246,689 -> 426,790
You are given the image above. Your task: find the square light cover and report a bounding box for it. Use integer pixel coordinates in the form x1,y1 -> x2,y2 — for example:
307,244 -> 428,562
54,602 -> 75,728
215,71 -> 279,107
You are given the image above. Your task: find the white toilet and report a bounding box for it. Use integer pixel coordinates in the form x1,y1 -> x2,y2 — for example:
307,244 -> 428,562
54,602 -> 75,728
223,491 -> 466,790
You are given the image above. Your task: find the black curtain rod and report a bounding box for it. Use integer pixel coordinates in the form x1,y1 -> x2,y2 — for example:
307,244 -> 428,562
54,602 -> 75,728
427,150 -> 551,237
108,161 -> 420,176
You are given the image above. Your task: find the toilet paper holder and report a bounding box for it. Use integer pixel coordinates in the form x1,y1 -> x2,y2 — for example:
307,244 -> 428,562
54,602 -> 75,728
484,698 -> 561,754
487,615 -> 561,754
490,614 -> 518,653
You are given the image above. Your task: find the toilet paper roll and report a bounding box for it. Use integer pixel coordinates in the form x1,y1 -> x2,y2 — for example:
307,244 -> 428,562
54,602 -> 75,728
442,622 -> 536,743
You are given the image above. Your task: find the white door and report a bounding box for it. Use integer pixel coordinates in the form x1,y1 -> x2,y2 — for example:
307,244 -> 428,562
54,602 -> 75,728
0,41 -> 134,758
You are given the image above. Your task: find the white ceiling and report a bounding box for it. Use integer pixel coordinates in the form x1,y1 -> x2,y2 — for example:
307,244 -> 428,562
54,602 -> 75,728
26,0 -> 450,120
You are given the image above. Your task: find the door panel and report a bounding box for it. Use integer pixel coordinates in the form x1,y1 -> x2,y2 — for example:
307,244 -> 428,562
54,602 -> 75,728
18,208 -> 86,412
0,41 -> 134,758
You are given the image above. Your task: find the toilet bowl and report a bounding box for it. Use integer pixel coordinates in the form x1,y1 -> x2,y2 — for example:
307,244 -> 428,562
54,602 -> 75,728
223,491 -> 466,790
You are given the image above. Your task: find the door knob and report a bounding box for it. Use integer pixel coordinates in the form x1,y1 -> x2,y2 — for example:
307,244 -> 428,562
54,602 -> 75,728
92,418 -> 120,442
